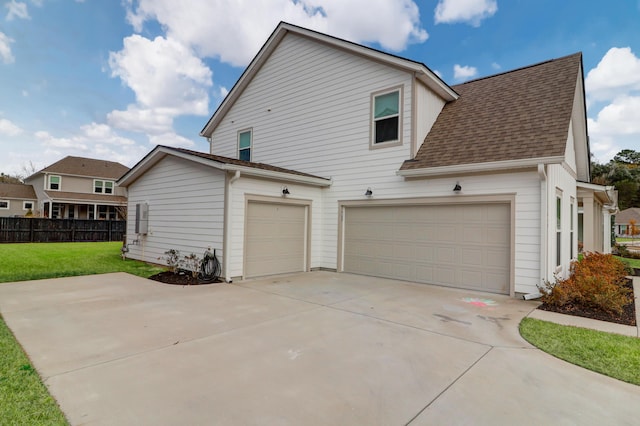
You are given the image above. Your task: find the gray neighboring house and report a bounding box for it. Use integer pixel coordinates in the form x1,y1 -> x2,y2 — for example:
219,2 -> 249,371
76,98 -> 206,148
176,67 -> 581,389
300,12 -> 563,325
0,182 -> 37,217
23,156 -> 129,220
615,208 -> 640,236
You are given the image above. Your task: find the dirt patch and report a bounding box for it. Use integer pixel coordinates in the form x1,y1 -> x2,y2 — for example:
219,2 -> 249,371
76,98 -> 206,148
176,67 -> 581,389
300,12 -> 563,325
149,270 -> 223,286
538,280 -> 636,326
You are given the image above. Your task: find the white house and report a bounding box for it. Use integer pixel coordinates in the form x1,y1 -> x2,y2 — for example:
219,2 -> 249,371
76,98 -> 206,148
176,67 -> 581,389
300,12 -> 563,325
118,22 -> 617,297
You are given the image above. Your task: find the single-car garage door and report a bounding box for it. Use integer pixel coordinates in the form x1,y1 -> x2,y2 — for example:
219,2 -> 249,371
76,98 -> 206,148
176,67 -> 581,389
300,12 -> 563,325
343,203 -> 510,294
245,201 -> 307,278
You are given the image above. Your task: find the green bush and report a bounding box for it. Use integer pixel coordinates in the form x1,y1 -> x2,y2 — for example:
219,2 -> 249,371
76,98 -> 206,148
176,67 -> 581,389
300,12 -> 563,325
539,252 -> 632,315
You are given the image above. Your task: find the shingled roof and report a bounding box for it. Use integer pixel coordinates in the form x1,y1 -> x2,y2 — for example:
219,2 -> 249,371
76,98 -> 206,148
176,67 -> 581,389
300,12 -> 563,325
615,208 -> 640,225
168,146 -> 329,180
0,182 -> 37,199
38,156 -> 130,179
401,53 -> 582,171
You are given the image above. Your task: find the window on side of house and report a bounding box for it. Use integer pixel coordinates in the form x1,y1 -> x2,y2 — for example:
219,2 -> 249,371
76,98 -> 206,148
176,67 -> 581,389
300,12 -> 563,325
23,201 -> 33,210
570,198 -> 575,259
556,193 -> 562,267
372,88 -> 401,147
48,175 -> 61,190
0,200 -> 9,209
238,129 -> 252,161
94,180 -> 114,194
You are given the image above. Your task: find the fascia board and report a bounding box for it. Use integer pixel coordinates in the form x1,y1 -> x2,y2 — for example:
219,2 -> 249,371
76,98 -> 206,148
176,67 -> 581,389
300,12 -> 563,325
397,156 -> 565,178
222,164 -> 332,187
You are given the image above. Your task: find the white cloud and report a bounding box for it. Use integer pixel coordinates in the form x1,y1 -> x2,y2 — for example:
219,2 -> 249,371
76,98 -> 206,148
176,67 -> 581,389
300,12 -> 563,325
107,106 -> 174,135
0,31 -> 14,63
491,62 -> 501,70
126,0 -> 428,67
585,47 -> 640,103
5,0 -> 29,20
32,124 -> 150,168
0,117 -> 22,136
148,132 -> 196,148
109,35 -> 212,115
434,0 -> 497,27
588,95 -> 640,162
453,64 -> 477,81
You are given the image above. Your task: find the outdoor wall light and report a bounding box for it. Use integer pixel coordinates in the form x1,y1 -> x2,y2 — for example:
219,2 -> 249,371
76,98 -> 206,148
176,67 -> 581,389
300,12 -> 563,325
282,186 -> 290,196
453,182 -> 462,192
365,187 -> 373,197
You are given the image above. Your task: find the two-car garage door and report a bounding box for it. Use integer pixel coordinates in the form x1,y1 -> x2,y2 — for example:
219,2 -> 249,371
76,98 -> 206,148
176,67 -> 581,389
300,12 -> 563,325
343,203 -> 511,294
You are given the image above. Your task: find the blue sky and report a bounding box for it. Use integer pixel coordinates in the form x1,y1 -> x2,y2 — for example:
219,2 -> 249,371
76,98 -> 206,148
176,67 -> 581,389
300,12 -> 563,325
1,0 -> 639,175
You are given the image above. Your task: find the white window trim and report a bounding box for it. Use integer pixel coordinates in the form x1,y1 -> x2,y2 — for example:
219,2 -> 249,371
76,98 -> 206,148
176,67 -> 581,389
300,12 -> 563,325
23,201 -> 34,210
555,189 -> 562,270
370,85 -> 403,150
0,199 -> 9,209
47,175 -> 61,191
237,128 -> 253,161
94,179 -> 115,195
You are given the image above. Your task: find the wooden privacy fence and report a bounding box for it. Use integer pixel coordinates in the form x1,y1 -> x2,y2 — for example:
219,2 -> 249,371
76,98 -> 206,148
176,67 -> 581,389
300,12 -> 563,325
0,218 -> 126,243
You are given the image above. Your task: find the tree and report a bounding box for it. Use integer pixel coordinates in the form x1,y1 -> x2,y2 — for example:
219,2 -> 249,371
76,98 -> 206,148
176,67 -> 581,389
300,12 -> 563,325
0,172 -> 22,184
591,149 -> 640,209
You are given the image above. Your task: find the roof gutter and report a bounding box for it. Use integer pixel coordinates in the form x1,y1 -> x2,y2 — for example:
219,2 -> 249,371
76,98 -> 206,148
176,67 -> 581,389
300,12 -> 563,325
219,164 -> 331,187
397,156 -> 565,178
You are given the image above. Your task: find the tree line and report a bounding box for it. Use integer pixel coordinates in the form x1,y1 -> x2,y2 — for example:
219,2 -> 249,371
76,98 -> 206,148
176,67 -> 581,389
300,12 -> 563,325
591,149 -> 640,210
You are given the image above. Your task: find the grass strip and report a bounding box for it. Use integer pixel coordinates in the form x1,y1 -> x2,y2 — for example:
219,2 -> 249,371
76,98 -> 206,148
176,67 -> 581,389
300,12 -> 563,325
0,242 -> 165,283
520,317 -> 640,386
0,316 -> 68,425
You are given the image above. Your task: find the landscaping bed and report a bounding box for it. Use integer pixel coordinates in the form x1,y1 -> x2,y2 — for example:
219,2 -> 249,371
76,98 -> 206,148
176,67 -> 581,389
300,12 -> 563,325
538,278 -> 636,326
148,270 -> 222,285
537,253 -> 637,327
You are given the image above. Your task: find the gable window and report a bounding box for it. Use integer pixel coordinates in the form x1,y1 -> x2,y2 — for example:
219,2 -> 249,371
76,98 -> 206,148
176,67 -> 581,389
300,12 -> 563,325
371,88 -> 401,147
23,201 -> 33,210
94,180 -> 114,194
48,175 -> 61,190
238,129 -> 252,161
0,200 -> 8,209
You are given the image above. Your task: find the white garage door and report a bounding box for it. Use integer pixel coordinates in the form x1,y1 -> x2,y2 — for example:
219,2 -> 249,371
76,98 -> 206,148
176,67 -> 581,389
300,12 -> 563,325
343,203 -> 510,294
245,201 -> 307,278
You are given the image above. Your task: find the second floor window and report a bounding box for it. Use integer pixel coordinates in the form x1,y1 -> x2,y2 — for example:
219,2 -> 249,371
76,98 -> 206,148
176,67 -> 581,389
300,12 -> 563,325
372,89 -> 400,145
48,175 -> 61,190
238,129 -> 252,161
94,180 -> 114,194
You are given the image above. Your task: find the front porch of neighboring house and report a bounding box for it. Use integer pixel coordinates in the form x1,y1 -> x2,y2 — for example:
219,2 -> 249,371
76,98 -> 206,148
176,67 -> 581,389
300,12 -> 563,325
43,202 -> 124,220
577,182 -> 618,253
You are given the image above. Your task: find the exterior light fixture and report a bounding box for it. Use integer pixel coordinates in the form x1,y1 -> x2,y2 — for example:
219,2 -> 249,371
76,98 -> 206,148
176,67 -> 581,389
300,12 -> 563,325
453,182 -> 462,192
365,187 -> 373,197
282,186 -> 290,196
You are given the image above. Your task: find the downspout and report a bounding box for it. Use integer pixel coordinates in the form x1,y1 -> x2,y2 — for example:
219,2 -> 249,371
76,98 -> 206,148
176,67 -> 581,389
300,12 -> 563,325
223,170 -> 240,283
525,164 -> 547,300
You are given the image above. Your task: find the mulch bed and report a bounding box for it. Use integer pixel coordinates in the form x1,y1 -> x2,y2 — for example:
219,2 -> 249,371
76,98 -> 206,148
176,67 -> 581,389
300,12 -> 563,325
538,279 -> 637,326
148,270 -> 223,286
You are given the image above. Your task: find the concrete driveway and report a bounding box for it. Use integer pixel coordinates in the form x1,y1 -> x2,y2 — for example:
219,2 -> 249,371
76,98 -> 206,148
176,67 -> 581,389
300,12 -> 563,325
0,271 -> 639,425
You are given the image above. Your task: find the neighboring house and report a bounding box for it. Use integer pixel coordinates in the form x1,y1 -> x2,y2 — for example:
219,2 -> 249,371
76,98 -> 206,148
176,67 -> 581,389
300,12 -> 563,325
119,22 -> 617,297
0,182 -> 37,217
614,208 -> 640,236
24,156 -> 129,220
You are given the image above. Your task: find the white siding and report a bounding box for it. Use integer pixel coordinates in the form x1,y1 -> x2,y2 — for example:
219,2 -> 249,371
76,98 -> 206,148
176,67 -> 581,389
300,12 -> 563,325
545,163 -> 578,281
565,119 -> 577,174
226,176 -> 324,279
205,31 -> 547,295
125,156 -> 225,270
414,81 -> 446,154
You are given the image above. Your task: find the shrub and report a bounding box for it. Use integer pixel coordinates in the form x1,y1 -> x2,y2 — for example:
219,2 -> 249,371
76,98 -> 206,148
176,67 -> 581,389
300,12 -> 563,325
539,252 -> 632,315
182,253 -> 201,279
160,249 -> 182,273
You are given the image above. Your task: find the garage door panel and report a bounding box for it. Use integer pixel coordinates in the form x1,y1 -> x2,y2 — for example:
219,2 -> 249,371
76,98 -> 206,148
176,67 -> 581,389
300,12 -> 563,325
344,203 -> 510,294
245,202 -> 306,278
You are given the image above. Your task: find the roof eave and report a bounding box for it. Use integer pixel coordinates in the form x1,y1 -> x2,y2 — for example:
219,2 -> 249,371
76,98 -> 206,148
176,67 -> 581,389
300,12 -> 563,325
397,156 -> 565,178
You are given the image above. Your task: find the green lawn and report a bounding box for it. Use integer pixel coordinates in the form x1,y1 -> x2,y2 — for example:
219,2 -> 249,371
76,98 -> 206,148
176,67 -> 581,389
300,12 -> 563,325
0,242 -> 166,424
520,318 -> 640,386
616,256 -> 640,269
0,242 -> 165,283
